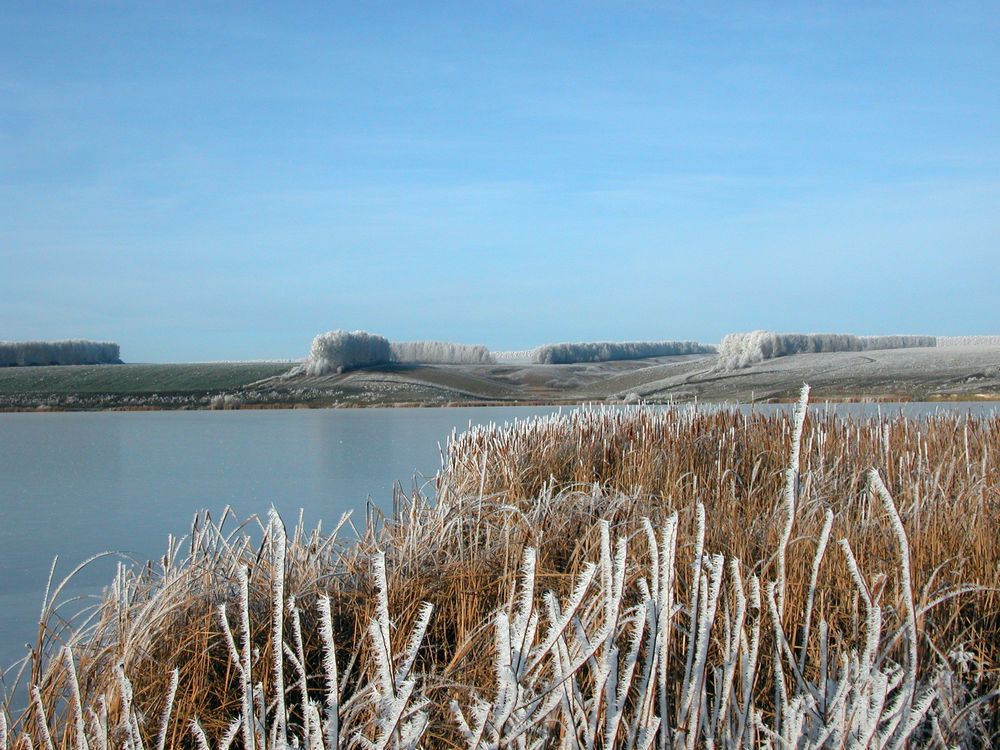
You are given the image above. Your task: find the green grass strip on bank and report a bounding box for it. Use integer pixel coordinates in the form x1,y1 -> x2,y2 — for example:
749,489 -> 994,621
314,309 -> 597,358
0,362 -> 293,394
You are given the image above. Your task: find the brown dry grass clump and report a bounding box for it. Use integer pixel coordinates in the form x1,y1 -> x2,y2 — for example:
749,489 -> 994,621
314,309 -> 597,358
4,397 -> 999,748
439,404 -> 1000,657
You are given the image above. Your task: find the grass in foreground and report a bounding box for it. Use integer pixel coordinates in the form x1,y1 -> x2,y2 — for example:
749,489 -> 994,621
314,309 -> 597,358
3,388 -> 998,748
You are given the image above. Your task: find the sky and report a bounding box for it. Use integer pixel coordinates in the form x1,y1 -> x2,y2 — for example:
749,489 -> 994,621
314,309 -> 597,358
1,2 -> 998,361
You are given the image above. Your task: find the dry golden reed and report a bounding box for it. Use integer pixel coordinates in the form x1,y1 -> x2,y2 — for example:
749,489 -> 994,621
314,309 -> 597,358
441,401 -> 999,650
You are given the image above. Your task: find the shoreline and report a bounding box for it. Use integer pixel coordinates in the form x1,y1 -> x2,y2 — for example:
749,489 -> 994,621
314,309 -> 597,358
3,391 -> 1000,414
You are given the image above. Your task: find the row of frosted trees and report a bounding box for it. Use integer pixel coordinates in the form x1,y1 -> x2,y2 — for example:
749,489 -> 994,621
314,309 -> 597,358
300,328 -> 999,374
301,331 -> 718,373
716,332 -> 937,370
0,340 -> 120,367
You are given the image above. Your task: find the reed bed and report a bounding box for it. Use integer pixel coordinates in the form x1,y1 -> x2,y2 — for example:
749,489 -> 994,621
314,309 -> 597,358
4,389 -> 999,748
442,398 -> 1000,655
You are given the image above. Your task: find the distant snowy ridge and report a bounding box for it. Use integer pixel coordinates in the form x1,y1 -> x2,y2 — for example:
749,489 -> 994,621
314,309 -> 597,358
717,331 -> 937,370
0,339 -> 121,366
531,340 -> 716,364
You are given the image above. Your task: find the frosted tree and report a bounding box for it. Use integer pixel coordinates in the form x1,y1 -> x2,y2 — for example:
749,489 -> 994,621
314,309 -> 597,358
301,330 -> 393,375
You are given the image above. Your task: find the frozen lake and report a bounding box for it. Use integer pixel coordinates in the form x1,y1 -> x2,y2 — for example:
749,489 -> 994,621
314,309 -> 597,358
1,401 -> 996,676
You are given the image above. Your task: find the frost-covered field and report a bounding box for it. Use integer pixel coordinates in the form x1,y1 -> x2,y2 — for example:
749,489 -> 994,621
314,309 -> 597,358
0,362 -> 292,395
622,345 -> 1000,404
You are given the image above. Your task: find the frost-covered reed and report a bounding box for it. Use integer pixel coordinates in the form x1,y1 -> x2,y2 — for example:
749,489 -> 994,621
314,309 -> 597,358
0,340 -> 121,367
717,331 -> 937,370
442,398 -> 999,662
531,340 -> 715,365
5,392 -> 998,748
389,342 -> 495,365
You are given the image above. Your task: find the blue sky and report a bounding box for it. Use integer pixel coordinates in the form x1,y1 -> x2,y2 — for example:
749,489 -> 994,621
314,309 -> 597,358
2,2 -> 998,361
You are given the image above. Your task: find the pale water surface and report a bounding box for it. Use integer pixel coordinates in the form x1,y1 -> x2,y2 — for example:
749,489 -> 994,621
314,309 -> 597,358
0,402 -> 995,677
